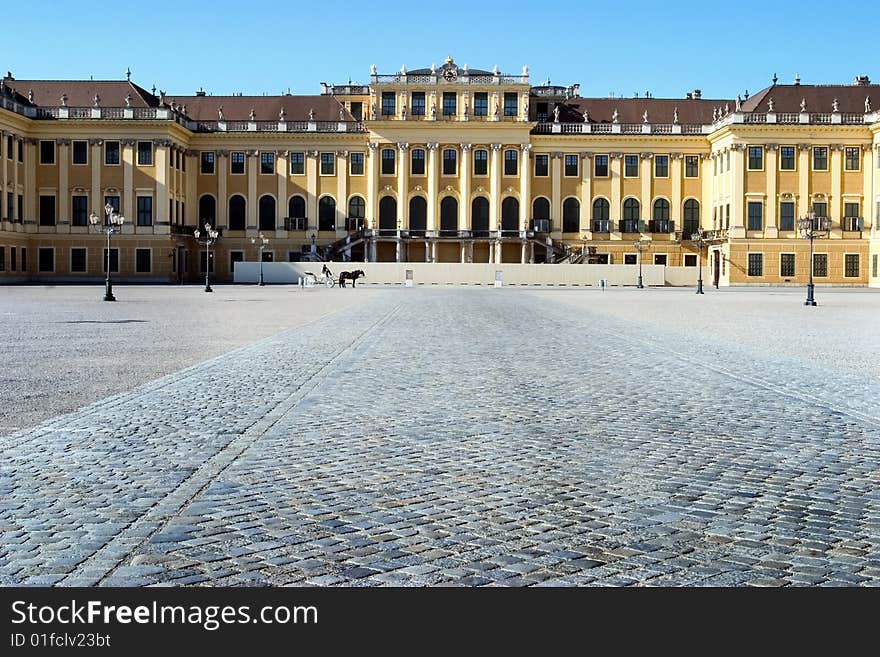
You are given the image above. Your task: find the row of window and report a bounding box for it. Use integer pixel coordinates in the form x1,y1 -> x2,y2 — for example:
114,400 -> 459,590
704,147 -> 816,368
745,201 -> 864,231
380,91 -> 519,117
4,135 -> 24,162
0,245 -> 25,272
38,140 -> 162,167
741,145 -> 863,172
746,252 -> 861,278
36,194 -> 156,226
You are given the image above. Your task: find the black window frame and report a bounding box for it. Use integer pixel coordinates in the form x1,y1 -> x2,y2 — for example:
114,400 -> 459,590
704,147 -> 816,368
812,146 -> 828,171
844,254 -> 859,278
381,91 -> 396,116
289,152 -> 304,175
72,140 -> 88,165
779,201 -> 795,231
473,149 -> 488,176
503,150 -> 517,176
39,195 -> 56,226
535,154 -> 549,177
350,152 -> 364,175
780,253 -> 795,277
410,149 -> 425,176
813,253 -> 828,277
780,146 -> 796,170
684,155 -> 699,177
747,252 -> 763,277
104,141 -> 120,165
747,146 -> 763,170
136,196 -> 153,226
260,151 -> 275,174
137,141 -> 153,166
654,155 -> 668,178
320,152 -> 335,176
594,155 -> 609,177
624,155 -> 638,177
474,93 -> 488,117
747,201 -> 763,231
381,148 -> 395,175
71,195 -> 89,226
844,147 -> 860,171
411,92 -> 426,116
135,248 -> 151,273
442,92 -> 456,116
70,247 -> 87,273
39,140 -> 55,165
503,92 -> 517,117
38,247 -> 55,273
231,151 -> 245,174
442,148 -> 457,175
200,151 -> 215,174
564,154 -> 578,177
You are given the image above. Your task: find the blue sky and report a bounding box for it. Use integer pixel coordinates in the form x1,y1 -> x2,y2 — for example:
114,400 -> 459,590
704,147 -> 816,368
4,0 -> 879,99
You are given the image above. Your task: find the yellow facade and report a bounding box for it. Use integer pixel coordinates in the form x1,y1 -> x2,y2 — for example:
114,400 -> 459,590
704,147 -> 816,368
1,62 -> 878,286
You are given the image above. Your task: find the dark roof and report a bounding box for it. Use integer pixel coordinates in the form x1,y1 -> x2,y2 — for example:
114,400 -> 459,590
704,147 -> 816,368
742,83 -> 878,113
165,94 -> 352,122
406,67 -> 493,76
555,97 -> 729,124
1,77 -> 158,108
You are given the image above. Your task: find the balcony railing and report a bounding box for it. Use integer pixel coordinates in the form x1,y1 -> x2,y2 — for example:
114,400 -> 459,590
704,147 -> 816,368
592,219 -> 610,233
619,219 -> 640,233
531,219 -> 551,233
682,220 -> 700,236
649,219 -> 674,234
284,217 -> 307,231
842,216 -> 864,231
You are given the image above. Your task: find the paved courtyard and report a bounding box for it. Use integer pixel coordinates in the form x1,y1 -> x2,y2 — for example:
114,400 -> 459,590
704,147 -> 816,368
1,285 -> 879,586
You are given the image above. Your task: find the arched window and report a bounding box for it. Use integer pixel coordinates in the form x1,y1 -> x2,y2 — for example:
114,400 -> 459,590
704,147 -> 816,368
409,196 -> 427,233
622,198 -> 640,233
228,195 -> 246,231
683,199 -> 700,233
258,195 -> 275,231
472,197 -> 489,234
440,197 -> 458,234
652,198 -> 670,233
198,195 -> 216,230
289,195 -> 306,218
562,198 -> 580,233
533,197 -> 550,220
501,197 -> 519,232
379,196 -> 396,232
347,196 -> 365,231
592,198 -> 610,232
318,196 -> 336,231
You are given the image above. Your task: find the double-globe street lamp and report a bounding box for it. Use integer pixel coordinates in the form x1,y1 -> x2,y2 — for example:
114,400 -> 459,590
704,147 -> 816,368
797,209 -> 830,307
89,203 -> 125,302
193,222 -> 220,293
632,237 -> 652,289
691,228 -> 706,295
251,232 -> 269,286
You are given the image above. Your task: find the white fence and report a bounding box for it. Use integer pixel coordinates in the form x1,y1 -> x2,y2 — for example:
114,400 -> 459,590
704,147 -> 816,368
233,263 -> 699,287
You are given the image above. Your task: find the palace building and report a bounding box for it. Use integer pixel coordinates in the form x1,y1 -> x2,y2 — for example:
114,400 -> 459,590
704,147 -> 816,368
0,59 -> 878,286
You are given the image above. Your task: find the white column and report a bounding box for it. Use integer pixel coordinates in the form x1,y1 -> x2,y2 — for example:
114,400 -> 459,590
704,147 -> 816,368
459,143 -> 471,231
276,151 -> 287,232
797,144 -> 810,219
519,144 -> 531,231
24,140 -> 35,223
610,153 -> 622,234
58,140 -> 69,225
306,150 -> 318,231
185,151 -> 196,225
426,142 -> 439,231
155,141 -> 169,226
489,143 -> 502,231
640,152 -> 652,232
671,152 -> 682,232
830,144 -> 843,235
864,146 -> 874,231
122,141 -> 134,222
729,145 -> 745,237
551,152 -> 562,233
217,151 -> 228,228
0,131 -> 6,221
764,144 -> 778,237
90,140 -> 102,218
580,151 -> 592,233
336,150 -> 347,234
247,151 -> 257,229
397,142 -> 408,229
366,142 -> 378,229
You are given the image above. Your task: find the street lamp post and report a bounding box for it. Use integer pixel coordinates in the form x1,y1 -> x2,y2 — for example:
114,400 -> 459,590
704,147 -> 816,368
193,222 -> 219,293
691,228 -> 706,294
251,232 -> 269,286
797,210 -> 829,307
89,203 -> 125,302
633,237 -> 651,289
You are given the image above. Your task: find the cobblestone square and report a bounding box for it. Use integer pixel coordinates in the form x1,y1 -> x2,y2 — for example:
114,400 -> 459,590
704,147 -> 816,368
1,285 -> 878,586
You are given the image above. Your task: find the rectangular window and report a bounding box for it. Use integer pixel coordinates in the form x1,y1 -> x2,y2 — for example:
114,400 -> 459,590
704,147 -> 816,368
873,254 -> 878,278
747,253 -> 763,277
504,150 -> 517,176
411,92 -> 425,116
780,146 -> 796,170
6,192 -> 12,221
349,102 -> 362,121
135,248 -> 151,273
654,254 -> 668,266
624,155 -> 638,177
104,195 -> 120,214
105,141 -> 120,165
381,148 -> 395,175
564,154 -> 578,177
103,248 -> 119,273
71,247 -> 87,273
320,152 -> 335,176
844,147 -> 860,171
813,146 -> 827,170
0,247 -> 4,272
231,151 -> 245,174
844,202 -> 859,219
411,149 -> 425,176
747,202 -> 763,231
350,152 -> 364,175
844,254 -> 859,278
18,194 -> 23,221
10,246 -> 16,271
474,149 -> 488,176
503,92 -> 517,117
748,146 -> 763,170
624,253 -> 637,265
474,92 -> 488,117
535,154 -> 549,177
72,195 -> 89,226
39,195 -> 56,226
443,149 -> 457,175
779,201 -> 795,231
684,254 -> 697,267
72,140 -> 88,165
21,248 -> 26,272
200,151 -> 215,174
442,92 -> 456,116
260,152 -> 275,174
38,247 -> 54,272
40,140 -> 55,164
780,253 -> 795,277
17,139 -> 23,162
137,141 -> 153,166
136,196 -> 153,226
5,135 -> 11,159
654,155 -> 668,178
290,152 -> 304,175
813,253 -> 828,277
381,91 -> 395,116
594,155 -> 609,177
812,202 -> 827,219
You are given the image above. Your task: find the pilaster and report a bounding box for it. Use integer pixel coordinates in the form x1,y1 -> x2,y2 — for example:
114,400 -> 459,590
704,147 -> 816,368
489,144 -> 501,231
764,144 -> 778,237
122,140 -> 135,221
427,143 -> 439,231
460,143 -> 471,231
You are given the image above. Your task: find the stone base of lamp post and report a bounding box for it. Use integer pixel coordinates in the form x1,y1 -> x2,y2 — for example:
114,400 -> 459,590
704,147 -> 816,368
103,281 -> 116,302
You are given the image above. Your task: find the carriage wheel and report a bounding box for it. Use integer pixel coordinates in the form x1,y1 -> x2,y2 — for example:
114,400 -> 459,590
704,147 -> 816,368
325,277 -> 335,288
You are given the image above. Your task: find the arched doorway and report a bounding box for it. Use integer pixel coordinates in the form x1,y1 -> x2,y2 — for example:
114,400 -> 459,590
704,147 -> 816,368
532,197 -> 549,232
440,197 -> 458,236
409,197 -> 427,236
472,197 -> 489,236
347,196 -> 365,231
318,196 -> 336,231
258,195 -> 275,231
288,195 -> 306,231
501,197 -> 519,234
198,195 -> 216,231
228,195 -> 246,231
379,196 -> 397,234
562,198 -> 580,233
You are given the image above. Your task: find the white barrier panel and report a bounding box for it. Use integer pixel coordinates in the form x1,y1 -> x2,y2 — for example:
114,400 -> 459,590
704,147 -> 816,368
233,262 -> 698,286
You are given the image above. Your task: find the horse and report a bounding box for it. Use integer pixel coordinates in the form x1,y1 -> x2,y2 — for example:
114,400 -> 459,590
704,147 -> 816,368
338,270 -> 365,288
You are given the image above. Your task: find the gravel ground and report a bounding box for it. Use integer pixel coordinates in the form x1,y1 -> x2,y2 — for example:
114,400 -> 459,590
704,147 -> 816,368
530,286 -> 880,381
0,284 -> 380,436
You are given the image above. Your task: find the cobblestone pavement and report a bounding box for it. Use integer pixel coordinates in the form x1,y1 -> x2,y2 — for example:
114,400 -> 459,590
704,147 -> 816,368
1,288 -> 878,587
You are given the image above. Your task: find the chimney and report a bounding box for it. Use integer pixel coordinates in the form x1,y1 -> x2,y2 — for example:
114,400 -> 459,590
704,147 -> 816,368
693,89 -> 702,99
